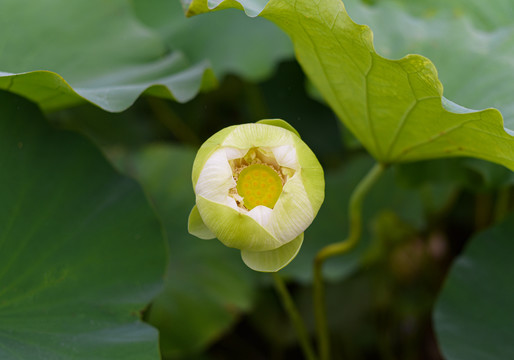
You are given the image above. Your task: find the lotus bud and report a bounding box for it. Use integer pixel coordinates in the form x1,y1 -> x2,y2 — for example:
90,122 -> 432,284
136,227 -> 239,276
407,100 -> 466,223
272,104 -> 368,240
188,119 -> 325,272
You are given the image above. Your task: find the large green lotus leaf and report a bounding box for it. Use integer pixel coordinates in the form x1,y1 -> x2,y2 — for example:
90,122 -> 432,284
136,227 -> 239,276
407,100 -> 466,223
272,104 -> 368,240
120,145 -> 257,357
133,0 -> 293,81
0,91 -> 166,359
433,212 -> 514,360
343,0 -> 514,138
0,0 -> 215,112
182,0 -> 514,171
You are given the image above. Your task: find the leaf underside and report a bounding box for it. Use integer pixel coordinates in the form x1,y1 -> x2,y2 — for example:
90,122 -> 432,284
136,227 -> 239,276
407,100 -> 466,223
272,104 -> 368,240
0,0 -> 215,112
183,0 -> 514,171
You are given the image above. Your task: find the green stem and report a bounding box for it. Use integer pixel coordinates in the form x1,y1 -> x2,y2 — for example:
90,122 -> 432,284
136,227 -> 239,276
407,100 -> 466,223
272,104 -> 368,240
272,272 -> 317,360
313,162 -> 387,360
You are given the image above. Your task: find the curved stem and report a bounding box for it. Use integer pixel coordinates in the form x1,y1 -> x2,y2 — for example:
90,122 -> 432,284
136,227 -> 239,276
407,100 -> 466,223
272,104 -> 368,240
313,162 -> 387,360
272,272 -> 317,360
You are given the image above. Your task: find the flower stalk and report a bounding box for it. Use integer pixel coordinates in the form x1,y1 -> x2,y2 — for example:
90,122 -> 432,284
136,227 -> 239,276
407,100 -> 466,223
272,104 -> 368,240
272,273 -> 318,360
313,162 -> 387,360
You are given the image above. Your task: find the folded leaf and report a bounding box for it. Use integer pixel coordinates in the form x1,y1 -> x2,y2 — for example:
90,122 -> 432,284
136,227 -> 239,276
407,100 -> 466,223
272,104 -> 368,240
0,0 -> 215,112
183,0 -> 514,171
341,0 -> 514,135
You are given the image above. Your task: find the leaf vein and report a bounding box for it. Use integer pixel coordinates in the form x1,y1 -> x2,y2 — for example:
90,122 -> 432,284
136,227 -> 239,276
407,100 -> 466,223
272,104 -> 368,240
293,1 -> 353,123
364,57 -> 383,158
392,117 -> 483,161
385,94 -> 440,159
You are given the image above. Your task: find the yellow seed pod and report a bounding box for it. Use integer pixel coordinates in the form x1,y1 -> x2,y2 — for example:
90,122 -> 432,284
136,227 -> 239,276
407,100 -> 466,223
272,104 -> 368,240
237,164 -> 283,210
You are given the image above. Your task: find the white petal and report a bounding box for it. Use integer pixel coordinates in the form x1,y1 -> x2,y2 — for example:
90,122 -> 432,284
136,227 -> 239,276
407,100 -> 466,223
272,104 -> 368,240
195,148 -> 235,203
265,173 -> 314,243
247,205 -> 273,227
224,195 -> 240,212
224,147 -> 248,160
271,145 -> 299,170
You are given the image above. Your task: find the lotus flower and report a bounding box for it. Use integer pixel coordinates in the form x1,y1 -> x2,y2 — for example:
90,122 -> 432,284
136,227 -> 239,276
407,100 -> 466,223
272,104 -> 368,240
188,119 -> 324,272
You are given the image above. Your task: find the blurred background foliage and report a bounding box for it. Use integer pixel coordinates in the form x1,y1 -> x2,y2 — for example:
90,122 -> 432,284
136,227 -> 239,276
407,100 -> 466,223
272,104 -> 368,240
1,0 -> 513,359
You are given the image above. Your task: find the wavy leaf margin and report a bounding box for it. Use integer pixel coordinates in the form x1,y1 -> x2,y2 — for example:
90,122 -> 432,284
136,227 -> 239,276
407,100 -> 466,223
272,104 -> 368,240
0,60 -> 215,113
183,0 -> 514,171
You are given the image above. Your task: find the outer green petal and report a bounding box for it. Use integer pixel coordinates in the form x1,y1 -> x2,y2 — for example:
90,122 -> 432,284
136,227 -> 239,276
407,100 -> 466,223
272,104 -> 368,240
196,195 -> 282,251
241,233 -> 304,272
188,205 -> 215,239
300,166 -> 325,216
257,119 -> 301,138
293,135 -> 325,215
221,123 -> 296,149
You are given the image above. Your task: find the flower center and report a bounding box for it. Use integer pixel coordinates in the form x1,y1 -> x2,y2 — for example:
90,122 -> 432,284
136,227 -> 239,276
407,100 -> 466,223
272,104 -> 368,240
236,164 -> 283,210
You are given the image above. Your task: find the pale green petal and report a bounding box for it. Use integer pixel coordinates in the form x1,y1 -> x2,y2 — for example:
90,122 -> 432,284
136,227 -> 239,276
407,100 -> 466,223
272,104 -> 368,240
196,195 -> 282,251
257,119 -> 301,138
293,135 -> 325,214
222,123 -> 296,149
241,233 -> 304,272
266,173 -> 314,242
300,165 -> 325,216
195,148 -> 235,203
188,205 -> 215,239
